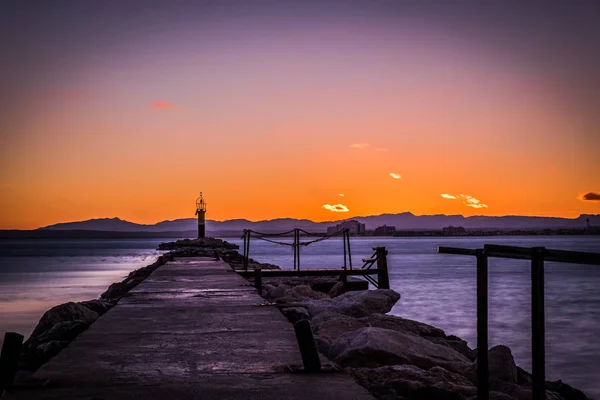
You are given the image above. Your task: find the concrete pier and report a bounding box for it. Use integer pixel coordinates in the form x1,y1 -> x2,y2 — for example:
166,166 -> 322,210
8,257 -> 373,399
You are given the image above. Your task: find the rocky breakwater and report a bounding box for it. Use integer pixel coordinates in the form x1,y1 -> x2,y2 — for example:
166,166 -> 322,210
158,237 -> 280,270
260,280 -> 590,400
16,255 -> 170,377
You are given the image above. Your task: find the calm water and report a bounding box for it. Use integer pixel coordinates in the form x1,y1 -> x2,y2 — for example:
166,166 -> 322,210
0,236 -> 598,397
0,239 -> 166,345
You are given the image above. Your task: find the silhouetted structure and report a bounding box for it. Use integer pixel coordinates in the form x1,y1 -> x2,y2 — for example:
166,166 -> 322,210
442,226 -> 467,235
195,193 -> 207,238
374,225 -> 396,235
326,220 -> 365,235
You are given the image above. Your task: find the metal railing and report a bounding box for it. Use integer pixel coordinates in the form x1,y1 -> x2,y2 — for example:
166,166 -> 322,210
241,228 -> 352,272
438,244 -> 600,400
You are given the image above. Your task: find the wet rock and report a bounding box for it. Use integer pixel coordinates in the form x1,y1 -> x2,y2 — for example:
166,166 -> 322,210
350,364 -> 474,400
465,345 -> 517,384
100,280 -> 139,301
409,386 -> 462,400
359,314 -> 446,338
312,312 -> 367,345
307,289 -> 401,318
291,284 -> 328,300
158,237 -> 239,250
35,340 -> 70,359
263,283 -> 292,301
79,299 -> 114,316
27,320 -> 89,347
545,380 -> 589,400
330,327 -> 470,372
328,281 -> 346,298
467,392 -> 518,400
30,302 -> 99,338
281,307 -> 310,324
487,377 -> 564,400
425,336 -> 476,361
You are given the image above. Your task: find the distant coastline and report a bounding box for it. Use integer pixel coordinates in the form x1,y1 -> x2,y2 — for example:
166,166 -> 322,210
1,227 -> 598,240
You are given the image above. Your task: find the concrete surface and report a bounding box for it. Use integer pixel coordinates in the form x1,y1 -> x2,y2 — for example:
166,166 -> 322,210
6,257 -> 374,399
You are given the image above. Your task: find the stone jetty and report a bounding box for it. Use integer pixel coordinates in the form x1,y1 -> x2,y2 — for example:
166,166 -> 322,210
3,238 -> 590,400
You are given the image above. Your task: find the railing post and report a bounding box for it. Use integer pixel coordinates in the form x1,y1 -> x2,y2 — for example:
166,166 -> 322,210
476,249 -> 489,400
0,332 -> 24,394
346,230 -> 353,270
375,247 -> 390,289
296,229 -> 301,271
254,268 -> 262,296
293,320 -> 321,372
531,247 -> 546,400
293,230 -> 297,271
343,231 -> 347,270
243,231 -> 249,272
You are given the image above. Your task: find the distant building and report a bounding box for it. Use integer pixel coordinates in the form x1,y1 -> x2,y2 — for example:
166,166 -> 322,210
327,220 -> 366,236
374,225 -> 396,235
442,226 -> 467,236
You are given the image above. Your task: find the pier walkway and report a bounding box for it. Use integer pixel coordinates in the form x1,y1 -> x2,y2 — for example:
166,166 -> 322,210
9,257 -> 373,399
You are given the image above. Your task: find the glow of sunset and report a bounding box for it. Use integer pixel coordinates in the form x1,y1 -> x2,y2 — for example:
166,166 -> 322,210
1,1 -> 599,230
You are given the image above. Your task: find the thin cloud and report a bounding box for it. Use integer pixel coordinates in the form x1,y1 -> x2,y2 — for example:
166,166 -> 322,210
375,148 -> 389,152
350,143 -> 370,149
441,193 -> 488,208
3,183 -> 11,188
152,101 -> 175,110
323,204 -> 349,213
338,193 -> 345,197
389,173 -> 401,180
581,192 -> 600,201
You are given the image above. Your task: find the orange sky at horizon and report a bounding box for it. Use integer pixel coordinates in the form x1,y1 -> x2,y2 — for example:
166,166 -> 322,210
1,2 -> 599,230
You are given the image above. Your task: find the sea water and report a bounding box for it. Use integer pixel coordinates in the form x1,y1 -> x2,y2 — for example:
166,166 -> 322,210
0,236 -> 598,397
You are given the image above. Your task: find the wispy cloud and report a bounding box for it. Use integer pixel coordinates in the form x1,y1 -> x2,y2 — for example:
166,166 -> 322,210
152,101 -> 175,110
338,193 -> 345,197
441,193 -> 488,208
580,192 -> 600,201
323,204 -> 349,212
350,143 -> 370,149
389,173 -> 401,180
375,148 -> 389,152
3,183 -> 11,188
462,195 -> 488,208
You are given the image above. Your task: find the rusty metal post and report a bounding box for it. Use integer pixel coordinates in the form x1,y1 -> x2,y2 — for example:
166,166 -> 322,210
343,231 -> 347,270
293,230 -> 297,271
293,320 -> 321,372
296,229 -> 301,271
531,248 -> 546,400
0,332 -> 24,393
254,268 -> 262,296
346,230 -> 353,270
476,249 -> 489,400
375,247 -> 390,289
244,231 -> 251,272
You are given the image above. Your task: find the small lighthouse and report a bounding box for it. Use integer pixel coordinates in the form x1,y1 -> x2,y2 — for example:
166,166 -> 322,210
195,192 -> 207,239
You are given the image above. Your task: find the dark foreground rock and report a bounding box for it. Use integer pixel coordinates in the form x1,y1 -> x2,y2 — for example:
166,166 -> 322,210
158,237 -> 239,250
256,276 -> 590,400
29,302 -> 99,338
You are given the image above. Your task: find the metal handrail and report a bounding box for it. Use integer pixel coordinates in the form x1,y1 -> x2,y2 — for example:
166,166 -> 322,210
437,244 -> 600,400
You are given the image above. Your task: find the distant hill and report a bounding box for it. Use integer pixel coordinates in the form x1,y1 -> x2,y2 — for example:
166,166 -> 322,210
33,213 -> 600,234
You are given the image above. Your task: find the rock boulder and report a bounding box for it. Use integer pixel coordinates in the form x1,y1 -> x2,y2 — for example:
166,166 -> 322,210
331,327 -> 471,372
29,302 -> 99,338
307,289 -> 401,318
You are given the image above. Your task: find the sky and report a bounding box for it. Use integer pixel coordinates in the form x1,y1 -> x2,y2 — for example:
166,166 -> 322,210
1,0 -> 599,229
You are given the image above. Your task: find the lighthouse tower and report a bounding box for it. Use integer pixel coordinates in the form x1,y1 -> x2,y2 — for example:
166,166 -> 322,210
195,192 -> 207,239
